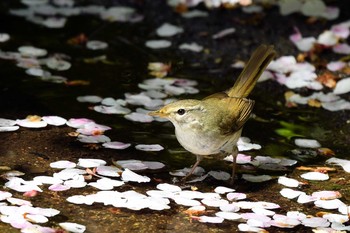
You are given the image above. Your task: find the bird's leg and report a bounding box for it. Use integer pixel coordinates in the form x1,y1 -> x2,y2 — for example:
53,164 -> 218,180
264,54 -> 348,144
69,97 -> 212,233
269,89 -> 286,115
230,146 -> 238,185
182,154 -> 203,181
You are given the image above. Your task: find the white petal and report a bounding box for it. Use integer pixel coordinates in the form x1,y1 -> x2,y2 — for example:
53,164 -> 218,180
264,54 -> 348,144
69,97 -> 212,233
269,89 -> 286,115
280,188 -> 304,199
173,197 -> 201,207
294,138 -> 321,148
226,192 -> 246,201
145,40 -> 171,49
96,165 -> 121,177
297,193 -> 318,204
198,216 -> 224,223
311,190 -> 341,200
59,222 -> 86,233
314,199 -> 346,210
121,169 -> 150,183
238,223 -> 267,232
77,158 -> 106,168
278,176 -> 300,187
334,77 -> 350,95
201,198 -> 228,207
300,172 -> 329,181
102,141 -> 131,150
214,186 -> 235,194
178,42 -> 203,52
135,144 -> 164,151
301,217 -> 329,228
156,23 -> 183,37
156,183 -> 181,192
50,160 -> 76,169
33,176 -> 62,185
322,213 -> 348,223
42,116 -> 67,126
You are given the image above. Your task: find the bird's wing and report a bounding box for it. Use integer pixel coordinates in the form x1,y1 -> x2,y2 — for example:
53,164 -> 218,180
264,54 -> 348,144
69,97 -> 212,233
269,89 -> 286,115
217,97 -> 255,135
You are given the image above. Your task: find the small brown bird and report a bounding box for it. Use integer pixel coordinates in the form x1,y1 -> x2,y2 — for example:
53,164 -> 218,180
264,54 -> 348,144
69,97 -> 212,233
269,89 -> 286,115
149,45 -> 276,182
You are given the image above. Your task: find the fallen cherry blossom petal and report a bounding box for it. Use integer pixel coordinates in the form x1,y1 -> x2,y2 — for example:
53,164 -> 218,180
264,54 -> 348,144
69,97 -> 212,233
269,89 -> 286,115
86,40 -> 108,50
48,183 -> 70,191
53,168 -> 87,180
102,141 -> 131,150
156,183 -> 181,192
226,192 -> 247,201
300,172 -> 329,181
124,112 -> 154,123
326,157 -> 350,172
50,160 -> 76,169
173,197 -> 201,207
235,153 -> 252,164
297,193 -> 318,204
314,199 -> 346,210
77,158 -> 106,168
331,222 -> 350,231
215,211 -> 242,221
42,116 -> 67,126
295,138 -> 321,148
46,58 -> 71,71
66,195 -> 94,205
116,160 -> 148,171
301,217 -> 330,228
16,119 -> 47,128
179,42 -> 203,52
0,191 -> 12,201
333,77 -> 350,95
197,216 -> 224,223
0,118 -> 16,126
66,118 -> 95,128
135,144 -> 164,151
77,135 -> 111,143
18,46 -> 47,57
326,61 -> 346,71
145,40 -> 171,49
252,207 -> 275,216
322,213 -> 349,223
280,188 -> 304,199
269,215 -> 301,228
212,27 -> 236,39
7,197 -> 31,206
214,186 -> 235,194
238,223 -> 268,232
96,166 -> 121,177
278,176 -> 300,187
59,222 -> 86,233
312,190 -> 341,200
332,43 -> 350,54
0,126 -> 19,132
156,23 -> 183,37
33,176 -> 62,185
142,161 -> 165,170
121,169 -> 150,183
219,203 -> 240,212
201,198 -> 228,207
0,33 -> 10,42
25,214 -> 48,223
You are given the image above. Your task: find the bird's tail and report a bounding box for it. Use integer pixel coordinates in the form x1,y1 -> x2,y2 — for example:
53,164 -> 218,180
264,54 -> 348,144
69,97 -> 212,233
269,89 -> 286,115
227,44 -> 276,98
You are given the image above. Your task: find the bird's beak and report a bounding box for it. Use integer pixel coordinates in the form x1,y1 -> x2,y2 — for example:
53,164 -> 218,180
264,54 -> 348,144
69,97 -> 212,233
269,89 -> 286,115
148,108 -> 168,118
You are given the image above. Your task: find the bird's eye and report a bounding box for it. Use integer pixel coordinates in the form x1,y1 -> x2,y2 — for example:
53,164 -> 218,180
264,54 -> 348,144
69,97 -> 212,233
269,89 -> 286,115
177,108 -> 186,115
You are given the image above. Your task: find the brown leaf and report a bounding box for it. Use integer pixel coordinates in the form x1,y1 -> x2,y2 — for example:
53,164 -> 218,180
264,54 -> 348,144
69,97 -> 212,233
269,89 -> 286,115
316,71 -> 338,88
307,99 -> 321,108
